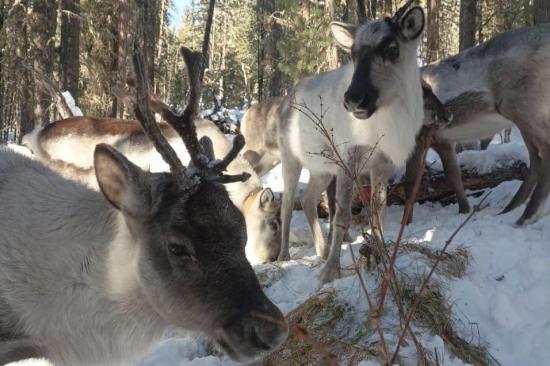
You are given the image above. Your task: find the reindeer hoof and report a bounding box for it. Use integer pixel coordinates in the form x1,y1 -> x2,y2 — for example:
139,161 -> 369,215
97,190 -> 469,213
318,263 -> 340,285
277,252 -> 291,261
515,214 -> 536,227
458,205 -> 471,214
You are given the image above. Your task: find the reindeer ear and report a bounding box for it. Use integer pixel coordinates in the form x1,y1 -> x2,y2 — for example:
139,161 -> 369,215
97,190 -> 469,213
398,6 -> 425,40
330,21 -> 357,52
243,150 -> 261,166
259,188 -> 275,209
94,144 -> 150,216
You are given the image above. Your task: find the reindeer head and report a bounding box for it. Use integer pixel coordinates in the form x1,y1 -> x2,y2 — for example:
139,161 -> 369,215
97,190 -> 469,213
330,1 -> 425,119
94,47 -> 287,362
243,188 -> 281,264
421,77 -> 452,126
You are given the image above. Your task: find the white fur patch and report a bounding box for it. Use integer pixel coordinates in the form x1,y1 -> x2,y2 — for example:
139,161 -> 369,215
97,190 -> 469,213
106,215 -> 141,298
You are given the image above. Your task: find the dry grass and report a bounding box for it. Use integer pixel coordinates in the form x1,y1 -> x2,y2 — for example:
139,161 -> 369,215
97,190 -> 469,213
263,291 -> 383,366
400,279 -> 491,366
402,243 -> 471,279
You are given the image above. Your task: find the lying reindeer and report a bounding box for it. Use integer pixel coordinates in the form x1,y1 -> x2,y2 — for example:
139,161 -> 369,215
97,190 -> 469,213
0,47 -> 287,365
278,2 -> 426,284
24,116 -> 281,266
405,23 -> 550,225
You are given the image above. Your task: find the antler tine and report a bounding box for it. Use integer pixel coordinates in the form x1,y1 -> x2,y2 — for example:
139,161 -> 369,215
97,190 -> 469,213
393,0 -> 416,20
132,47 -> 190,189
175,46 -> 250,183
168,47 -> 206,171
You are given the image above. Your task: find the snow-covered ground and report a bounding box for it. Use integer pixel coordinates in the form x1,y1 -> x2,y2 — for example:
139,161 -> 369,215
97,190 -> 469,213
7,129 -> 550,365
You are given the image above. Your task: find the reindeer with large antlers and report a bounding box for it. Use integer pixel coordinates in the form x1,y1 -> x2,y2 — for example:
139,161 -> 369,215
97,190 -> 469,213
0,47 -> 287,365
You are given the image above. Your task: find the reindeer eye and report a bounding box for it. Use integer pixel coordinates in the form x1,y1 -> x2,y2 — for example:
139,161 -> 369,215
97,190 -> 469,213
269,220 -> 279,232
168,243 -> 191,258
384,44 -> 399,61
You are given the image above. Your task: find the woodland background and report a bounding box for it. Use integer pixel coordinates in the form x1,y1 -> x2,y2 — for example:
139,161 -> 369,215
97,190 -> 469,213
0,0 -> 549,143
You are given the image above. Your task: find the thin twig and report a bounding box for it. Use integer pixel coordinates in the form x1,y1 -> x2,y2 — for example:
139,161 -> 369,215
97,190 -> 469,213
390,192 -> 491,364
291,96 -> 391,364
378,129 -> 434,312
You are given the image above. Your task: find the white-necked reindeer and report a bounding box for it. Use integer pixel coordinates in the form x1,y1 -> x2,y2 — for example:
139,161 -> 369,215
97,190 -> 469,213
405,23 -> 550,225
0,48 -> 287,365
24,115 -> 281,265
278,2 -> 426,284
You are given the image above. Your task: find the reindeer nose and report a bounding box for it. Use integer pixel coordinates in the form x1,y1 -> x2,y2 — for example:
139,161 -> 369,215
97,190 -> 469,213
245,312 -> 288,351
344,89 -> 364,112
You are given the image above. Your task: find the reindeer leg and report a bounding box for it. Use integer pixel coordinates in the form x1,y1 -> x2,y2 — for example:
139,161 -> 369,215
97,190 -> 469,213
0,339 -> 46,364
326,177 -> 353,245
403,136 -> 424,223
500,133 -> 540,215
319,172 -> 352,285
278,150 -> 302,261
300,173 -> 332,258
516,143 -> 550,225
369,178 -> 387,264
433,141 -> 471,214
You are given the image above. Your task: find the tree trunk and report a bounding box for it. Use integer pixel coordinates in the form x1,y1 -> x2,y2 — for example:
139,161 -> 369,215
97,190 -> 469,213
0,0 -> 5,130
267,2 -> 285,96
31,0 -> 57,126
19,2 -> 35,142
60,0 -> 81,105
533,0 -> 550,24
383,0 -> 392,15
370,0 -> 377,19
218,11 -> 228,100
143,0 -> 159,85
201,0 -> 216,81
356,0 -> 367,20
110,0 -> 129,118
425,0 -> 440,63
459,0 -> 478,51
155,0 -> 168,94
256,0 -> 266,101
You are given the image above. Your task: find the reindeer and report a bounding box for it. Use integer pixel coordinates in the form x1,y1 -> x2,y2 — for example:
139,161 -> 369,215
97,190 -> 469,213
405,23 -> 550,225
0,47 -> 287,365
24,115 -> 281,265
241,96 -> 286,176
277,2 -> 426,284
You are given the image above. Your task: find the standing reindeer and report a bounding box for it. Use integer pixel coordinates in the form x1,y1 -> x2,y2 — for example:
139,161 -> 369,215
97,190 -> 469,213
241,96 -> 286,176
24,116 -> 281,264
278,2 -> 426,284
0,48 -> 287,365
405,23 -> 550,225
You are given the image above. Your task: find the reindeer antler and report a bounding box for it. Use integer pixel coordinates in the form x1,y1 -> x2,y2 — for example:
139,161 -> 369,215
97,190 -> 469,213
133,48 -> 191,189
132,45 -> 250,189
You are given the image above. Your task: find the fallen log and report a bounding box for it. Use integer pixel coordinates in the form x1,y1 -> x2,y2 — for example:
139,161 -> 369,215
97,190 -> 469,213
388,160 -> 528,206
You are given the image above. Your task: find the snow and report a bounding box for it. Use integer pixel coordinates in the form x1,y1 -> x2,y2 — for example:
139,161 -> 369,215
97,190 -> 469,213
7,128 -> 550,366
61,91 -> 83,117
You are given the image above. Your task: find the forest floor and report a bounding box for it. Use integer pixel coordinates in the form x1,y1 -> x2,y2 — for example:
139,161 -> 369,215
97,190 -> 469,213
9,129 -> 550,366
